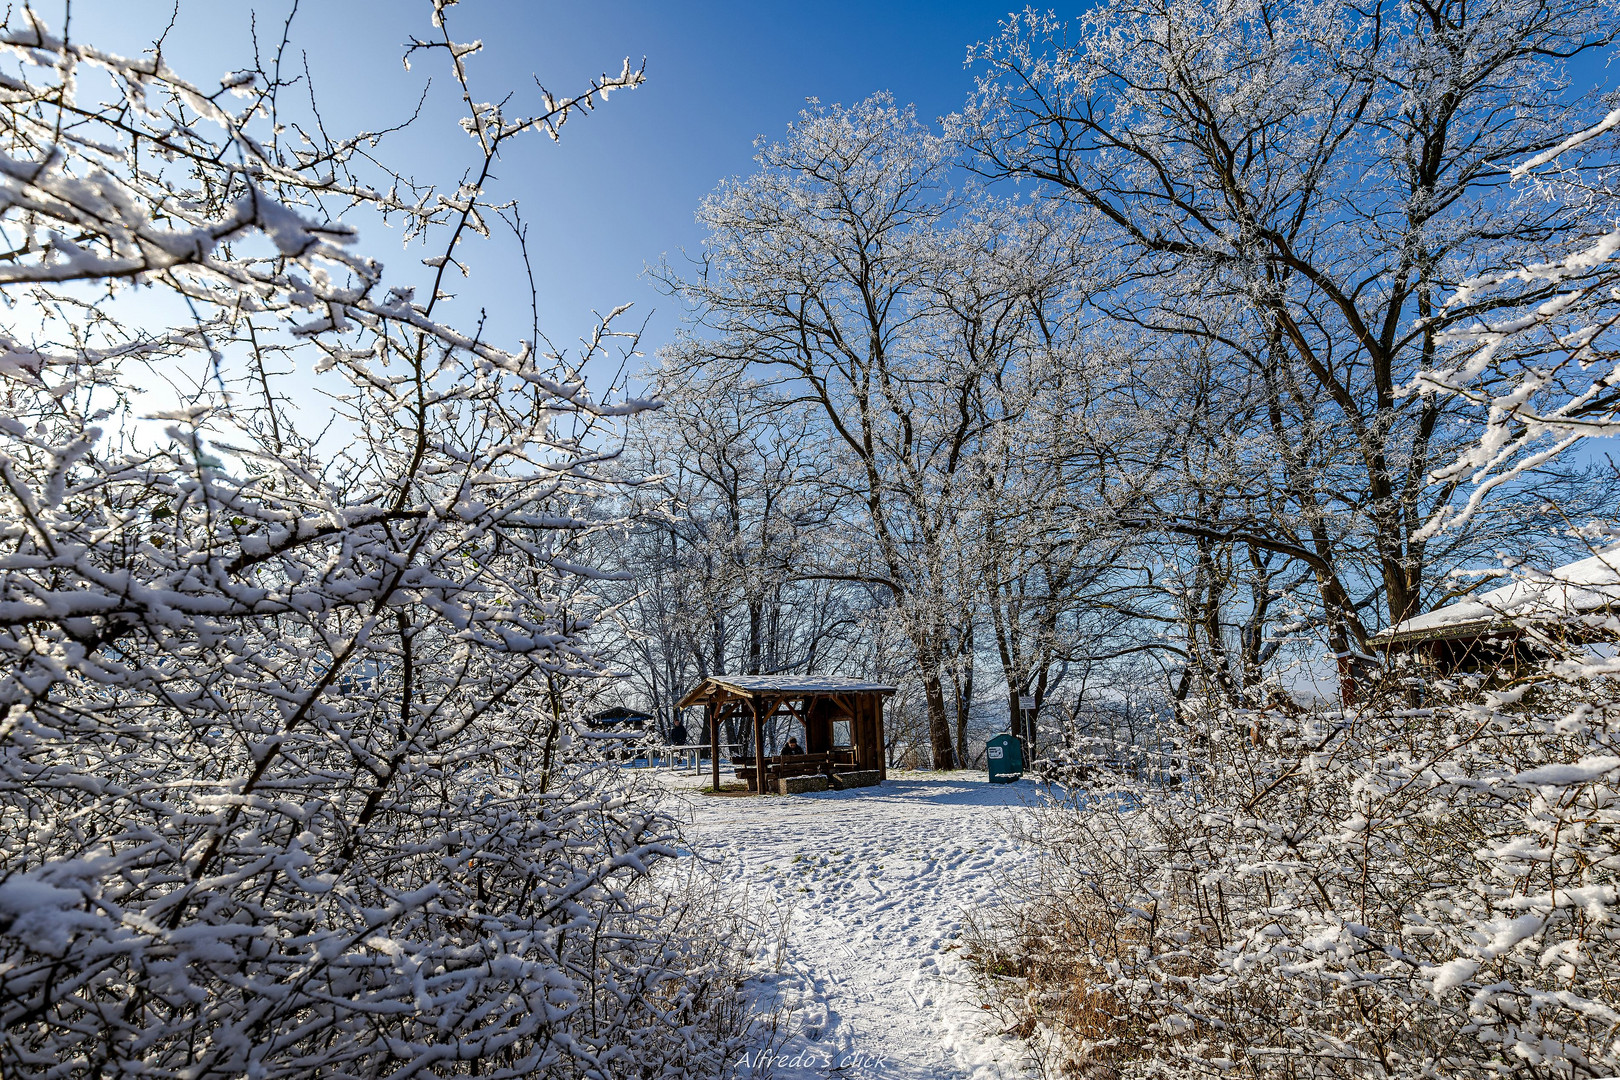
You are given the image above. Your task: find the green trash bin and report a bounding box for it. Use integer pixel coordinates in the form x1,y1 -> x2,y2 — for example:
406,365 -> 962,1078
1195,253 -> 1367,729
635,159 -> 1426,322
987,732 -> 1024,783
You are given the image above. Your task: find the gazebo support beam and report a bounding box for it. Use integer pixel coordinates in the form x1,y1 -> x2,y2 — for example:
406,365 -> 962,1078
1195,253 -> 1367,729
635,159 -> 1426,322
708,701 -> 719,793
752,698 -> 766,794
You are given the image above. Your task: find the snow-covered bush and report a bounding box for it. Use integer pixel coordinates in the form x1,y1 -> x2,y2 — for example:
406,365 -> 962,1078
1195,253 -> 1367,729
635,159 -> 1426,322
0,8 -> 750,1077
973,666 -> 1620,1079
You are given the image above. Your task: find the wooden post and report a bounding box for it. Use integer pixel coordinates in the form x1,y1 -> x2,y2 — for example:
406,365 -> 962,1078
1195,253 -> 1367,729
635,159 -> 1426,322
1337,655 -> 1358,708
753,697 -> 767,796
876,694 -> 887,781
708,700 -> 719,793
856,697 -> 868,769
865,697 -> 877,771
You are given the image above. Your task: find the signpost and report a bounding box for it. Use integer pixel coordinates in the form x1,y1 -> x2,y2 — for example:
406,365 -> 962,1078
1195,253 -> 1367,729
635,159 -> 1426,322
1016,695 -> 1036,759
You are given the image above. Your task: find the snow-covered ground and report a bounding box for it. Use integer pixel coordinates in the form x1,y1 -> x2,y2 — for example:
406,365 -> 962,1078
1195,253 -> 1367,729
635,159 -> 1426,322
662,769 -> 1043,1079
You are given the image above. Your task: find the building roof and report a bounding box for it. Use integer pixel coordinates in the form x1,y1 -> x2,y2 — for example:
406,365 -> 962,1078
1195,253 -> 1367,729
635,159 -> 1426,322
1379,547 -> 1620,645
589,705 -> 651,722
676,675 -> 898,709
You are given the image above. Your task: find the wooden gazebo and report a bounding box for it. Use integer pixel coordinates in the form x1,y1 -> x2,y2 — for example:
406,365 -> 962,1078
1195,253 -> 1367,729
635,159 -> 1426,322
676,675 -> 896,794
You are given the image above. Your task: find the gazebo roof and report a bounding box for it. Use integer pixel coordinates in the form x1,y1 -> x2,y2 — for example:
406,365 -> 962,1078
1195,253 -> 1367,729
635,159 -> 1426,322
1378,547 -> 1620,646
676,675 -> 898,710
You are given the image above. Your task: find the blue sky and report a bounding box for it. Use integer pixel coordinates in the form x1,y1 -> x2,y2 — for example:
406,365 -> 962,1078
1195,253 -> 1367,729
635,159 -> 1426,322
57,1 -> 1620,398
69,0 -> 1021,377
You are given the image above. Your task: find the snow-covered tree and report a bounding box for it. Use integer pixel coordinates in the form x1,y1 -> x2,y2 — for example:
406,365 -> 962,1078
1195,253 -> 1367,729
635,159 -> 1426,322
0,7 -> 747,1076
657,95 -> 971,768
656,95 -> 1150,767
963,0 -> 1619,660
591,377 -> 889,748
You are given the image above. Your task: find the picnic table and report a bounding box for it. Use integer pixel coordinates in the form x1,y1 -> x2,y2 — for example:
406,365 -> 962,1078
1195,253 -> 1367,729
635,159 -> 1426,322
733,749 -> 856,790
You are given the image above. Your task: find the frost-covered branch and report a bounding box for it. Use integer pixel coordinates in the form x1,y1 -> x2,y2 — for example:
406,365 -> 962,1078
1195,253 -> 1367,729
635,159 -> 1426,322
0,6 -> 745,1077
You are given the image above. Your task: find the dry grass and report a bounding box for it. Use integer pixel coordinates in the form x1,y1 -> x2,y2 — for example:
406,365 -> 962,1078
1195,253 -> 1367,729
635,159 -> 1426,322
965,891 -> 1202,1078
700,782 -> 758,796
960,794 -> 1233,1079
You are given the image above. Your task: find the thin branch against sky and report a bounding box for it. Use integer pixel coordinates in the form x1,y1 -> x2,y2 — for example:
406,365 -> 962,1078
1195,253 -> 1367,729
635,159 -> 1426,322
66,0 -> 1024,366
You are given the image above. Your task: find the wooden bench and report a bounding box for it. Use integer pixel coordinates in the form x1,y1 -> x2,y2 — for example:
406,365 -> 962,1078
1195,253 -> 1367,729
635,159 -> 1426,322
734,750 -> 863,790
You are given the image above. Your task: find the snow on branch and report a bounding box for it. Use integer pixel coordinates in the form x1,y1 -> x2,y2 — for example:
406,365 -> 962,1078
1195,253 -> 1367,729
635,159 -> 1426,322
0,6 -> 740,1077
1413,110 -> 1620,540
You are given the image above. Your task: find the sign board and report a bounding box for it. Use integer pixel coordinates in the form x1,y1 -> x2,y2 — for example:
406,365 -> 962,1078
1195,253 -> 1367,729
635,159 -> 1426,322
1018,695 -> 1034,711
987,746 -> 1004,759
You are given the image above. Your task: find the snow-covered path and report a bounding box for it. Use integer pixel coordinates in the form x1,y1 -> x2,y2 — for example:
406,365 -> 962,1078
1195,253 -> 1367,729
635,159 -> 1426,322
668,772 -> 1040,1079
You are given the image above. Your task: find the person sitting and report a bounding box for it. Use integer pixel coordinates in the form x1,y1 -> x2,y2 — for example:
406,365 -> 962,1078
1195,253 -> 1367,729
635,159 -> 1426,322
782,735 -> 804,755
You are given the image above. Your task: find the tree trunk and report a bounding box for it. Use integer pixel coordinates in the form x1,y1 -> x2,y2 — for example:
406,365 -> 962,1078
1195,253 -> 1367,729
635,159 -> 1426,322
950,623 -> 973,764
954,671 -> 972,766
918,637 -> 957,770
748,599 -> 762,675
